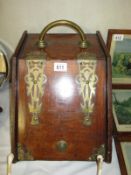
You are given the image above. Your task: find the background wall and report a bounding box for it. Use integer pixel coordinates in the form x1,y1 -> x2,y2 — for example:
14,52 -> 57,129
1,0 -> 130,174
0,0 -> 131,50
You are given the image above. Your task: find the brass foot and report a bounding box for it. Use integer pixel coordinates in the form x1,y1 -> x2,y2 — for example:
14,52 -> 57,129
7,153 -> 14,175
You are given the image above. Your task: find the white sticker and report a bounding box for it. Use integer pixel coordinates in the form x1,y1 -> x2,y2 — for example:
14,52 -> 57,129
113,34 -> 124,41
54,63 -> 67,72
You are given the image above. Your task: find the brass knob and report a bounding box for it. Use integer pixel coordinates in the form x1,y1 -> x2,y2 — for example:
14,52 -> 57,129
56,140 -> 68,152
38,20 -> 89,49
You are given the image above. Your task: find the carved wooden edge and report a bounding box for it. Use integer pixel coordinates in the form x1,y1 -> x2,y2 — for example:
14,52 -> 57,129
10,31 -> 28,82
10,56 -> 17,162
96,31 -> 112,163
10,31 -> 28,162
14,31 -> 28,58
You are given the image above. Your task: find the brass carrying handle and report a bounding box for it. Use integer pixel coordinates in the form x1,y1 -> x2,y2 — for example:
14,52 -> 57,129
38,20 -> 89,49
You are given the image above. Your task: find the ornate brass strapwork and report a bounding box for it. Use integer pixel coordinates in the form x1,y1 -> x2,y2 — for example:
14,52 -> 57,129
88,144 -> 105,161
18,143 -> 34,160
76,52 -> 98,126
25,52 -> 47,125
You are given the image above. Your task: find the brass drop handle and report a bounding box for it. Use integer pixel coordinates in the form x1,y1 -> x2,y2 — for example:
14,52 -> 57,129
38,19 -> 89,49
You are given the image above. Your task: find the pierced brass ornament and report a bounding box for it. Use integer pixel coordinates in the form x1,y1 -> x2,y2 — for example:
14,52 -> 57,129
88,144 -> 105,161
25,52 -> 47,125
76,52 -> 98,126
18,143 -> 34,161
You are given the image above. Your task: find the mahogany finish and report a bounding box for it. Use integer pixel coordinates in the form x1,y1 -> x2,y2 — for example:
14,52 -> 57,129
11,32 -> 112,162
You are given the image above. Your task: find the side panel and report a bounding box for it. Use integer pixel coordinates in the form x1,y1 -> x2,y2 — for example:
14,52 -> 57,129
97,31 -> 112,162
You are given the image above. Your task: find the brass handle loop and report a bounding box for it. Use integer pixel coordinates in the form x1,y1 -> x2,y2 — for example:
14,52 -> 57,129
38,20 -> 89,49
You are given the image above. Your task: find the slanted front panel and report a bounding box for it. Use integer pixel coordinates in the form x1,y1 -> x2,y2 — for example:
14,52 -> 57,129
17,51 -> 106,161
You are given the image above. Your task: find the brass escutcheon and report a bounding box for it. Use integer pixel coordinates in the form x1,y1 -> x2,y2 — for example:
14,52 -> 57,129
56,140 -> 68,152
